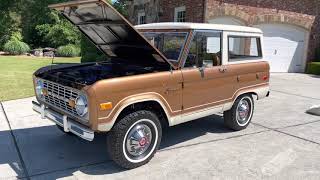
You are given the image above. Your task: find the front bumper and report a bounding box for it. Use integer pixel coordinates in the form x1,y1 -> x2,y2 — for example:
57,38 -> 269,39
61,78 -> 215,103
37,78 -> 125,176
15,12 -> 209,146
32,101 -> 94,141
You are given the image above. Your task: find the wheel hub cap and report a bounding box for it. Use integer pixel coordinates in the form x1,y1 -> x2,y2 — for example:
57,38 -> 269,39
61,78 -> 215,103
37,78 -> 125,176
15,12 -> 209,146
126,124 -> 152,157
236,98 -> 251,125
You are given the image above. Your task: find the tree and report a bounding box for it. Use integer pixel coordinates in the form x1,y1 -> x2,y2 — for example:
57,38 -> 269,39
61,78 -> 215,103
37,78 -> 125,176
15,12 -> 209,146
35,11 -> 80,48
113,0 -> 129,17
0,0 -> 21,49
20,0 -> 70,48
81,0 -> 129,62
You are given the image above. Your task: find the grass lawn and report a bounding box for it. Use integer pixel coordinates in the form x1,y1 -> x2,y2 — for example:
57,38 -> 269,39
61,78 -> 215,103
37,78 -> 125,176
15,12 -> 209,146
0,55 -> 80,101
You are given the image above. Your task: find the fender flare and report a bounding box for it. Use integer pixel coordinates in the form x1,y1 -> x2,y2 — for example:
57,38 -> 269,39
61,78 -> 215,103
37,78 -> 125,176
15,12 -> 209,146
223,84 -> 269,111
97,93 -> 172,132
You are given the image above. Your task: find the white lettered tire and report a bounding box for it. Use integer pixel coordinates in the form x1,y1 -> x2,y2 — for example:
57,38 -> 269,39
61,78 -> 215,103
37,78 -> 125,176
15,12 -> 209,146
107,110 -> 162,169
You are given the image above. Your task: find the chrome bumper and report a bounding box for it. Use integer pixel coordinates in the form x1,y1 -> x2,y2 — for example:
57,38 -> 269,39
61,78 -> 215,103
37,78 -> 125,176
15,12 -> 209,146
32,101 -> 94,141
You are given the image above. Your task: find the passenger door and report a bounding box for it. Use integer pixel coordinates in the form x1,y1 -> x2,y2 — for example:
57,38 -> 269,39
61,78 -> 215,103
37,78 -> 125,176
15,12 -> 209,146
181,31 -> 235,118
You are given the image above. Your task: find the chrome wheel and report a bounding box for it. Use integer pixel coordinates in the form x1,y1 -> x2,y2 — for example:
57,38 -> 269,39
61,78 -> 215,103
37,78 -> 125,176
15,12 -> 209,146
236,97 -> 253,126
126,123 -> 152,157
123,119 -> 158,163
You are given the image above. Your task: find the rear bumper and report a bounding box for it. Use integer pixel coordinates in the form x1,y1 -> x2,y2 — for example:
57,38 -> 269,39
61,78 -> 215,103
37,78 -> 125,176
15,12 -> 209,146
32,101 -> 94,141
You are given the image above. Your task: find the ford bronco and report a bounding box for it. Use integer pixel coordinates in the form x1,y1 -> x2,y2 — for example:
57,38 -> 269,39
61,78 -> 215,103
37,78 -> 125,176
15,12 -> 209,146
32,0 -> 270,169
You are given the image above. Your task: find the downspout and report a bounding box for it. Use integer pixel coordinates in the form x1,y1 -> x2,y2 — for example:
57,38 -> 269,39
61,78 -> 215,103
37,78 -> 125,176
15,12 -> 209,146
203,0 -> 207,23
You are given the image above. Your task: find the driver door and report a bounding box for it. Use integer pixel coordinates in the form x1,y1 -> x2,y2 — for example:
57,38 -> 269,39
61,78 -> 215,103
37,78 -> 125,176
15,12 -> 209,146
181,30 -> 235,119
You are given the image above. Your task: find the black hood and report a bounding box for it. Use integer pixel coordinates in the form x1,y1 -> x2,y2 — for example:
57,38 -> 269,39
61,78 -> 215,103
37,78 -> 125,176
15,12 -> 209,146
49,0 -> 174,68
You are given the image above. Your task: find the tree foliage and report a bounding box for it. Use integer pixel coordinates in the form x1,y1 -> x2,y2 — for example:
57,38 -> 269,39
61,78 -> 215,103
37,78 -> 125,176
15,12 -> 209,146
0,0 -> 21,49
35,11 -> 80,48
0,0 -> 129,60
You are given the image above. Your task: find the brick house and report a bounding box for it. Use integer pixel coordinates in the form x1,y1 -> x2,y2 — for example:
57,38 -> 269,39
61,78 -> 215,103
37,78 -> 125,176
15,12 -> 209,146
128,0 -> 320,73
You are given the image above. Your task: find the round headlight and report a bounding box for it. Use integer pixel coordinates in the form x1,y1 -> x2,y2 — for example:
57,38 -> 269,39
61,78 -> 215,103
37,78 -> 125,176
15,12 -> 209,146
75,94 -> 88,117
35,79 -> 44,98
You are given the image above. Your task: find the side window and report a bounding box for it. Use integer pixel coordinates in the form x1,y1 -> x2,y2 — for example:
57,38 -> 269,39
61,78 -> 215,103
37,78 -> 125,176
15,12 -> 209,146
184,31 -> 221,68
228,36 -> 262,61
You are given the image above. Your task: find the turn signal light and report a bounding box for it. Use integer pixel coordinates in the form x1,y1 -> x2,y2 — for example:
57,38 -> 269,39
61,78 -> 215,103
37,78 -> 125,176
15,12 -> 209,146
263,75 -> 268,81
100,102 -> 113,110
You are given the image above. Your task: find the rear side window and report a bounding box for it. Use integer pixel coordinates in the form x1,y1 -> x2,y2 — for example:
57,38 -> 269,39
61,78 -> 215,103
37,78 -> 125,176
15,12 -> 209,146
228,36 -> 262,61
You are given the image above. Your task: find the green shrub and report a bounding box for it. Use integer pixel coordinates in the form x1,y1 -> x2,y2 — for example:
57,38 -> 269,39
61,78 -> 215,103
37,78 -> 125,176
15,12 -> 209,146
307,62 -> 320,75
315,47 -> 320,62
3,40 -> 30,55
56,44 -> 80,57
80,35 -> 108,63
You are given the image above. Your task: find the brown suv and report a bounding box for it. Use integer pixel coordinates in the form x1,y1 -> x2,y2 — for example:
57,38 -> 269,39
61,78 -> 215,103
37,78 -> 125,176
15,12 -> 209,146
32,0 -> 270,169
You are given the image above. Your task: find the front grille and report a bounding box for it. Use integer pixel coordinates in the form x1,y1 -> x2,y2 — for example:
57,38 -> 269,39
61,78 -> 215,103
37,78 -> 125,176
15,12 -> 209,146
43,80 -> 79,116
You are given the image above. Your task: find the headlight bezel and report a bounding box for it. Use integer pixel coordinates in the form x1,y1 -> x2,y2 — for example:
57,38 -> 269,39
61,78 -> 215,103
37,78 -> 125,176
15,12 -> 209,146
35,78 -> 44,99
75,93 -> 89,117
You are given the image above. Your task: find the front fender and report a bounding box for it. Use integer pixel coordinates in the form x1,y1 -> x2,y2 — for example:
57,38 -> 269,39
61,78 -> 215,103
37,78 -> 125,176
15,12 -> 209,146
96,92 -> 172,132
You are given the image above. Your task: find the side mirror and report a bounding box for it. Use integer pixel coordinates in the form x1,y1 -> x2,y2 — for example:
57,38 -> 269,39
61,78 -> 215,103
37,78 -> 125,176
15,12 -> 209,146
198,66 -> 205,78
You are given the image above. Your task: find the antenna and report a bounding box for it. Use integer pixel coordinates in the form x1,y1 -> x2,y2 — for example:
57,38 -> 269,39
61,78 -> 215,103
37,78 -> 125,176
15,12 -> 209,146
50,50 -> 55,71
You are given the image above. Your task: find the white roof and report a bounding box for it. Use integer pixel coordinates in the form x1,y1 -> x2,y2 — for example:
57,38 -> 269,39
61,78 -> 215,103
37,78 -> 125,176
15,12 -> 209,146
135,22 -> 262,33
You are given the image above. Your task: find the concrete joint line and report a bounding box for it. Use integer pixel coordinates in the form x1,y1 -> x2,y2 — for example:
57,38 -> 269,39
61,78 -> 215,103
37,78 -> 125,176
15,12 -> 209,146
275,119 -> 320,130
271,89 -> 320,101
0,102 -> 31,180
29,130 -> 271,177
159,130 -> 271,152
28,160 -> 112,179
252,122 -> 320,146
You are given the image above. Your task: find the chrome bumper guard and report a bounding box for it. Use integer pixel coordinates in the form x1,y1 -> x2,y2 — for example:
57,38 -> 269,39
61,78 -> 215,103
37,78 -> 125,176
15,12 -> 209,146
32,101 -> 94,141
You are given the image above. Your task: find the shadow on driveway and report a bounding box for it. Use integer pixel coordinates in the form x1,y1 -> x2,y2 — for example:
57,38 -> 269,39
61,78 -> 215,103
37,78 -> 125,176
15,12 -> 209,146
0,114 -> 234,179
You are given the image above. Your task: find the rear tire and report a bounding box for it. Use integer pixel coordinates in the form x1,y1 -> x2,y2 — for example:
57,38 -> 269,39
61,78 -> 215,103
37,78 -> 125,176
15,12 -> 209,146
107,110 -> 162,169
224,94 -> 254,131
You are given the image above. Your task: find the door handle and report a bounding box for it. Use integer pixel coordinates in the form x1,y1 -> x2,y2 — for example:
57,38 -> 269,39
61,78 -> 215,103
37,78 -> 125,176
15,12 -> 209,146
219,67 -> 227,73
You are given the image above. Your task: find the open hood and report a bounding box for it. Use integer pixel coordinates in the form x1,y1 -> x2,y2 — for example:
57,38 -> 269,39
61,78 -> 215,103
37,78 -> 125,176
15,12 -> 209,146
49,0 -> 174,68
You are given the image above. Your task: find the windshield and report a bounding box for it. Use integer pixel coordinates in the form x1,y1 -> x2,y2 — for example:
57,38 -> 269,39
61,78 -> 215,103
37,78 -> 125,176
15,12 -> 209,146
142,32 -> 188,62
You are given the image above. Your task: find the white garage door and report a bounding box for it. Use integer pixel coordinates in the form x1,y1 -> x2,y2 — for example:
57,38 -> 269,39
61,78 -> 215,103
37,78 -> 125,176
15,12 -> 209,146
255,24 -> 307,72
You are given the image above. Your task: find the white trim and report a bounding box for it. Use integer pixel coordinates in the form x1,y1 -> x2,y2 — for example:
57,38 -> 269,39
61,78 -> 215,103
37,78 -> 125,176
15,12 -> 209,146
222,31 -> 264,65
135,23 -> 263,33
223,85 -> 269,111
97,97 -> 173,131
97,83 -> 269,132
170,105 -> 223,126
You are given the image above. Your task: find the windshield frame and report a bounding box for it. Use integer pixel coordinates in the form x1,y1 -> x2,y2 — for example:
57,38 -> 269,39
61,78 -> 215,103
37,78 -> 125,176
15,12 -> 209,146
140,30 -> 190,67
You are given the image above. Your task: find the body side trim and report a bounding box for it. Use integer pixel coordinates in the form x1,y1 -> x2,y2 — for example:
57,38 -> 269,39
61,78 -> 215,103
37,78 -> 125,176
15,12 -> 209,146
97,83 -> 269,132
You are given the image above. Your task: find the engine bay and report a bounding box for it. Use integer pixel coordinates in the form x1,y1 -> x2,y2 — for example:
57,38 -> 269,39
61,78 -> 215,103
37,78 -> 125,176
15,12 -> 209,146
35,60 -> 169,89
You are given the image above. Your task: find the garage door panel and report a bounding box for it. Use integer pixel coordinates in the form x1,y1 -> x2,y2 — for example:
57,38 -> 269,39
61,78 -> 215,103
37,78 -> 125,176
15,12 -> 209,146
256,24 -> 307,73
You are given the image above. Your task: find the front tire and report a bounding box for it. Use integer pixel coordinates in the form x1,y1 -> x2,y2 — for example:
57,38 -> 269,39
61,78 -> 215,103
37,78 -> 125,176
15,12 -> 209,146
107,110 -> 162,169
224,94 -> 254,131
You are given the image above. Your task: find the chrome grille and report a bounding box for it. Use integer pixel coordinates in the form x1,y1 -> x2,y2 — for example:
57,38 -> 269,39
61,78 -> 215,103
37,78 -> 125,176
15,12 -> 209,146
43,80 -> 79,116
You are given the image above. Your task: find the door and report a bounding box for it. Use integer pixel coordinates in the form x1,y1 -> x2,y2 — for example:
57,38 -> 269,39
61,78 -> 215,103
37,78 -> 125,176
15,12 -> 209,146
255,24 -> 307,72
181,31 -> 235,116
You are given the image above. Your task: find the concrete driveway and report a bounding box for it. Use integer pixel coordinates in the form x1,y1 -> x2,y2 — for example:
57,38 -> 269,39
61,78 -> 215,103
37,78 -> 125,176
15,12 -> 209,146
1,73 -> 320,180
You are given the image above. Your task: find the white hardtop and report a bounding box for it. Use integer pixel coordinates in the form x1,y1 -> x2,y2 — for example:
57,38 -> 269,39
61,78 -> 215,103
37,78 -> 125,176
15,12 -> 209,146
135,22 -> 262,33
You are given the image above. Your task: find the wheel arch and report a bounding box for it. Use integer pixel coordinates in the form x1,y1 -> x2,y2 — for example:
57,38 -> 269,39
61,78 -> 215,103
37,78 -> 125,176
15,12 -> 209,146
223,84 -> 269,111
97,93 -> 172,132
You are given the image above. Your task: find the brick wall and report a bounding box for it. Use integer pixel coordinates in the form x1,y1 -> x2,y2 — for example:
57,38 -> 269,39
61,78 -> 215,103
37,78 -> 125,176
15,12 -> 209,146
205,0 -> 320,61
159,0 -> 205,23
132,0 -> 320,61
